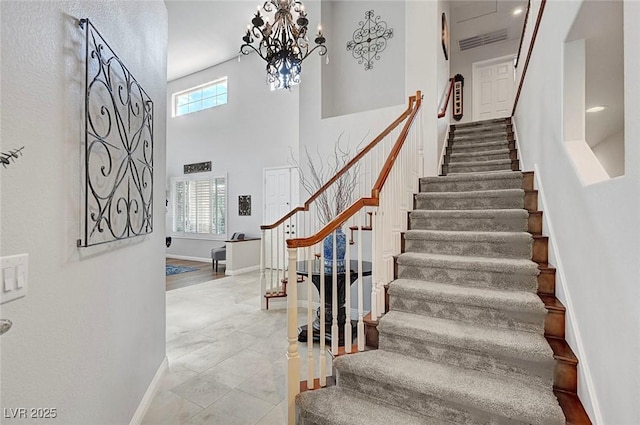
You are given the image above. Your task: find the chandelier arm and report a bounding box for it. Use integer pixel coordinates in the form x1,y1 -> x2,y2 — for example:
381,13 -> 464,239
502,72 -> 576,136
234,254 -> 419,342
300,44 -> 327,62
240,43 -> 269,62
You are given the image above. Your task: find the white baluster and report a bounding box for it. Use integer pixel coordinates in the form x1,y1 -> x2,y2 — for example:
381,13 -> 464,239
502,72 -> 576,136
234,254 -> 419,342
260,229 -> 267,309
344,221 -> 352,353
306,246 -> 313,390
331,230 -> 339,355
286,247 -> 300,425
319,252 -> 326,387
357,210 -> 364,352
276,226 -> 281,293
370,210 -> 378,319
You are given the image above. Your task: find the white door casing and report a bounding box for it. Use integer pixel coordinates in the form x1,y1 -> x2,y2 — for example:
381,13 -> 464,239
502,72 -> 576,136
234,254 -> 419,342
473,55 -> 516,121
263,167 -> 298,272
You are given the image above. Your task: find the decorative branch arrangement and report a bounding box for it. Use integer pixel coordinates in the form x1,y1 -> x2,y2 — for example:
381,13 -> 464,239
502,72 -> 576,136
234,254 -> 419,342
78,19 -> 154,247
291,134 -> 363,225
0,147 -> 24,168
346,10 -> 394,70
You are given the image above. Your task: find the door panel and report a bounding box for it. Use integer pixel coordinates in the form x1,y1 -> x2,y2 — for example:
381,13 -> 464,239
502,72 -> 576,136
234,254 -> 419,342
473,58 -> 515,121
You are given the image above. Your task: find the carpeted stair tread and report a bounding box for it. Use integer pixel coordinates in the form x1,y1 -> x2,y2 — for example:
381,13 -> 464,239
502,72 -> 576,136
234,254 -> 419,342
423,170 -> 521,182
449,148 -> 511,158
421,171 -> 523,192
389,279 -> 545,313
409,209 -> 529,232
451,132 -> 510,141
452,126 -> 509,136
414,188 -> 525,210
397,252 -> 539,276
296,387 -> 443,425
388,279 -> 546,333
453,118 -> 509,128
334,350 -> 565,425
405,229 -> 531,242
403,229 -> 532,259
448,140 -> 510,151
448,158 -> 512,167
416,188 -> 524,199
379,310 -> 554,363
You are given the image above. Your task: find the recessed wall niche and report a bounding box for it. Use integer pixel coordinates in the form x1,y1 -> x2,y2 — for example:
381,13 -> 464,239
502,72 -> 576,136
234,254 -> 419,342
321,1 -> 405,119
563,1 -> 625,184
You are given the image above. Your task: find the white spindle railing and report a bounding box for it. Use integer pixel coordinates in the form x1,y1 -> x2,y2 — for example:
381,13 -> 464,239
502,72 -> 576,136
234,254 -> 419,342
260,92 -> 422,424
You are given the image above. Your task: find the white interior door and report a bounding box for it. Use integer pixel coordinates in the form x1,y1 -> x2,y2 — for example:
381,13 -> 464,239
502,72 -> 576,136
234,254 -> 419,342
473,56 -> 515,121
264,167 -> 297,272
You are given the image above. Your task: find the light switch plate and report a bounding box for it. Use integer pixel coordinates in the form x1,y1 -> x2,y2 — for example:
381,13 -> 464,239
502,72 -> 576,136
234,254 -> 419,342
0,254 -> 28,304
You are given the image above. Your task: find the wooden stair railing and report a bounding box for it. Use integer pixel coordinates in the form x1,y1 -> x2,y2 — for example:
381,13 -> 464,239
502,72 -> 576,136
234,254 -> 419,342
438,77 -> 455,119
278,91 -> 423,424
260,94 -> 420,310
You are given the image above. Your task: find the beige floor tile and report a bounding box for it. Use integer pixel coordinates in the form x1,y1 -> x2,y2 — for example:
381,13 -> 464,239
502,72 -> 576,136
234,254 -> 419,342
202,390 -> 275,424
141,390 -> 202,425
167,332 -> 216,361
170,374 -> 233,408
255,400 -> 286,425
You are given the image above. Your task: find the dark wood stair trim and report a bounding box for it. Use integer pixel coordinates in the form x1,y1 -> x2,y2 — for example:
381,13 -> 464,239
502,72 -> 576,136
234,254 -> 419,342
528,211 -> 543,235
554,389 -> 593,425
300,376 -> 336,393
363,312 -> 380,348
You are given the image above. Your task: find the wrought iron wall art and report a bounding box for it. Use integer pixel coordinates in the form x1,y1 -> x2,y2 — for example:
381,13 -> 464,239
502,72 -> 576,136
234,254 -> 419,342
1,147 -> 24,168
238,195 -> 251,216
346,10 -> 394,70
184,161 -> 211,174
78,19 -> 154,247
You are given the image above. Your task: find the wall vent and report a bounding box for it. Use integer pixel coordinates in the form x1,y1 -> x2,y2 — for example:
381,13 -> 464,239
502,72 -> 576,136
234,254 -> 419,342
458,28 -> 508,51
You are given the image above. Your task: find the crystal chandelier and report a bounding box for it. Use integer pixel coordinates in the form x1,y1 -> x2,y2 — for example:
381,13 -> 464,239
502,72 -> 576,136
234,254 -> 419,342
240,0 -> 327,90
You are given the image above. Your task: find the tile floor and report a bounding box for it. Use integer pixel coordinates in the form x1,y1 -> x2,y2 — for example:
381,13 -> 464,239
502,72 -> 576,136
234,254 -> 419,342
142,271 -> 329,425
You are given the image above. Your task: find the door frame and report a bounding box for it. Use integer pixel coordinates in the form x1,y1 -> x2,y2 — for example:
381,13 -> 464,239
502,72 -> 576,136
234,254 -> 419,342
472,54 -> 516,122
262,165 -> 299,225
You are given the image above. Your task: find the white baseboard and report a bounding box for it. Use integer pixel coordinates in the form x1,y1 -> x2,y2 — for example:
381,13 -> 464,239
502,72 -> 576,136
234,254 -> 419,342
225,265 -> 260,276
129,356 -> 168,425
166,254 -> 211,263
533,165 -> 603,424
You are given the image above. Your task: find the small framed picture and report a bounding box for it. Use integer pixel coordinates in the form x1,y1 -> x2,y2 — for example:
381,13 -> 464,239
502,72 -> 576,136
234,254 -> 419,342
238,195 -> 251,216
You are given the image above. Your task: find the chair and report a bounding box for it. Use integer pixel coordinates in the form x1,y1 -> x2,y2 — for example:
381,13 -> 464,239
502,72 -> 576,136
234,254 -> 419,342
211,232 -> 244,272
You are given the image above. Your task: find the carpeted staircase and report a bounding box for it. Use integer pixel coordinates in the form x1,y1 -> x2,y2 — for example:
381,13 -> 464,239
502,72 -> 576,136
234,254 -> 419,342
296,118 -> 567,424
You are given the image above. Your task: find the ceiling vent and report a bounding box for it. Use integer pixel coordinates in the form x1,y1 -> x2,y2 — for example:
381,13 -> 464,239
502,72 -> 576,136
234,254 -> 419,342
458,28 -> 508,51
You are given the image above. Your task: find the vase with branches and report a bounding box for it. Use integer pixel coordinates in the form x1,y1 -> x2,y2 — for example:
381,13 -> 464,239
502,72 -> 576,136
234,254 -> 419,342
291,134 -> 363,271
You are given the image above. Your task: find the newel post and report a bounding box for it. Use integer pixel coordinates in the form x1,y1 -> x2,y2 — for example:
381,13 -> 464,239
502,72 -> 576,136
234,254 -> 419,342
286,246 -> 300,424
260,229 -> 267,309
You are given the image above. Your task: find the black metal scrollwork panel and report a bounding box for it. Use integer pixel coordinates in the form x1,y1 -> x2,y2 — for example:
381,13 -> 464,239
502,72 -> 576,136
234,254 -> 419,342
78,19 -> 154,247
346,10 -> 394,70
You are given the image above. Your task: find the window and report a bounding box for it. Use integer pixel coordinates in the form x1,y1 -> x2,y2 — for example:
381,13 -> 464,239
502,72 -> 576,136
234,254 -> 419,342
173,78 -> 228,117
172,176 -> 226,238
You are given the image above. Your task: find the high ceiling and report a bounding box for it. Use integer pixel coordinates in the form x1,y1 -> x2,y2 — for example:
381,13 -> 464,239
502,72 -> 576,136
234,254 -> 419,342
165,1 -> 258,81
449,0 -> 528,54
165,0 -> 528,82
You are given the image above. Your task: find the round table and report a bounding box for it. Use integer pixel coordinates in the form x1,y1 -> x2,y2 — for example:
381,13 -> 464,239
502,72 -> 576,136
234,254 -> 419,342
296,259 -> 372,345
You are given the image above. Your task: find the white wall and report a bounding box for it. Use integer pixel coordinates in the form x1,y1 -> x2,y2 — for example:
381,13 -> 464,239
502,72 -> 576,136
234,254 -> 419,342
513,1 -> 640,423
165,54 -> 299,259
450,38 -> 519,123
436,0 -> 452,168
0,2 -> 167,424
321,1 -> 406,118
592,130 -> 625,179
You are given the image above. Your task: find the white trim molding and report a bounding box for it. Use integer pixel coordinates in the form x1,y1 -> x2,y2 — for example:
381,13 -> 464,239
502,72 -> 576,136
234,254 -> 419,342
166,254 -> 211,263
129,356 -> 168,425
533,164 -> 603,424
225,265 -> 260,276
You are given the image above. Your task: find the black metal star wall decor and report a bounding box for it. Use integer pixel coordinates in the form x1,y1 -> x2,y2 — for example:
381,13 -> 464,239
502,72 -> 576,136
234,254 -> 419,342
346,10 -> 394,70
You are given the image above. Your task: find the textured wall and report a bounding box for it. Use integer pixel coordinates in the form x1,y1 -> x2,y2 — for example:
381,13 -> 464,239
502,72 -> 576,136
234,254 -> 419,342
0,2 -> 168,424
513,1 -> 640,423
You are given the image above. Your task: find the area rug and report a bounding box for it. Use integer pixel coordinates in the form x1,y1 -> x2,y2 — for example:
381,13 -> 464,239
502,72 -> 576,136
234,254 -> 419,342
166,265 -> 199,276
